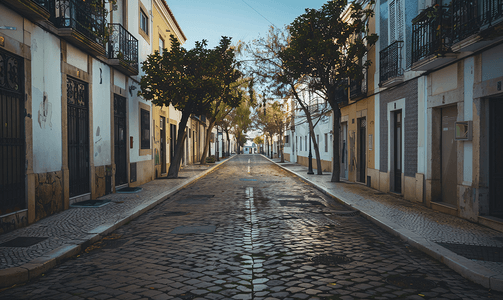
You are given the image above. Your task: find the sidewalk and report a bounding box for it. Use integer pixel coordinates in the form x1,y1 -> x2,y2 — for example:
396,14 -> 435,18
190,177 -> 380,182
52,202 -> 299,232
0,158 -> 232,288
269,157 -> 503,292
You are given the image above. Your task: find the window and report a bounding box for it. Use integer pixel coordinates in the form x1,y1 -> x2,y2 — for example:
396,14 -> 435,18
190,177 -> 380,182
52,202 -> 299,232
389,0 -> 404,43
305,136 -> 307,151
159,36 -> 164,54
285,135 -> 289,144
140,9 -> 148,35
325,133 -> 328,152
316,134 -> 319,148
300,136 -> 302,151
140,108 -> 150,149
296,136 -> 298,152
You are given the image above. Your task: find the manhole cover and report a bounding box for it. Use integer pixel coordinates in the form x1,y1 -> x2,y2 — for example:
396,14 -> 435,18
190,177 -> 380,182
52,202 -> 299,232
386,275 -> 436,290
311,254 -> 352,266
240,178 -> 258,181
71,200 -> 111,208
170,225 -> 216,234
116,187 -> 143,193
0,237 -> 48,247
279,200 -> 324,207
437,242 -> 503,262
329,210 -> 360,217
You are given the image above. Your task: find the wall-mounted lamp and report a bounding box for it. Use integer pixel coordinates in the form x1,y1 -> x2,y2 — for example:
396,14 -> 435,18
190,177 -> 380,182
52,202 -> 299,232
129,85 -> 137,96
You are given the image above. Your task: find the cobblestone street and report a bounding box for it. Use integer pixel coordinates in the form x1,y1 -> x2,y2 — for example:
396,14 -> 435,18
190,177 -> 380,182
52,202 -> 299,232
1,155 -> 501,300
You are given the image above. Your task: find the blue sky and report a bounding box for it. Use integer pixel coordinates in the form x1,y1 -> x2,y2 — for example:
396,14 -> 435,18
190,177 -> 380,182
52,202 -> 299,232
167,0 -> 329,48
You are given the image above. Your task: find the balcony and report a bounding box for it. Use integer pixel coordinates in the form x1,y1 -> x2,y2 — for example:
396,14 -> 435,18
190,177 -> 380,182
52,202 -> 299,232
350,69 -> 368,100
2,0 -> 51,21
451,0 -> 503,52
411,5 -> 457,71
50,0 -> 106,56
379,41 -> 404,87
107,24 -> 139,76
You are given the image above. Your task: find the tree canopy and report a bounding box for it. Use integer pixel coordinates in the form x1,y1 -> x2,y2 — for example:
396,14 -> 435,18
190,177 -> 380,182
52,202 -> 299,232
280,0 -> 378,181
139,35 -> 243,177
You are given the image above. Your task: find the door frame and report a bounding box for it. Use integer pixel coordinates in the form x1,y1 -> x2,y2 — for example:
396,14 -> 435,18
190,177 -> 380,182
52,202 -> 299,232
387,99 -> 405,193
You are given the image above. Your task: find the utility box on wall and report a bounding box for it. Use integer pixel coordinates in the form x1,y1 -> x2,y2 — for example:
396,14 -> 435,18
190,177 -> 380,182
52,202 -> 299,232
455,121 -> 473,141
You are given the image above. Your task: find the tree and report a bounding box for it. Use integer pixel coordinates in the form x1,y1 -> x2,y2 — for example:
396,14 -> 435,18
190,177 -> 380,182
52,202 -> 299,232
139,35 -> 240,178
280,0 -> 378,182
253,136 -> 264,154
248,26 -> 330,174
199,76 -> 248,164
254,100 -> 291,162
229,98 -> 253,154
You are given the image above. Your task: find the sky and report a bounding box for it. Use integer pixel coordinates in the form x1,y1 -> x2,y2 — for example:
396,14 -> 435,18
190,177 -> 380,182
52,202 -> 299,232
167,0 -> 329,48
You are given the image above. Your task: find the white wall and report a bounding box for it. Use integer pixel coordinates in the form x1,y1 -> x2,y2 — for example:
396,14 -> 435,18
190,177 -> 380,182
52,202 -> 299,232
31,27 -> 63,173
92,59 -> 112,166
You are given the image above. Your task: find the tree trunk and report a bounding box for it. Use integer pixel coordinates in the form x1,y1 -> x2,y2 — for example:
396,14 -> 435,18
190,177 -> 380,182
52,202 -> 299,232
330,106 -> 341,182
167,112 -> 190,178
200,120 -> 215,164
306,113 -> 323,175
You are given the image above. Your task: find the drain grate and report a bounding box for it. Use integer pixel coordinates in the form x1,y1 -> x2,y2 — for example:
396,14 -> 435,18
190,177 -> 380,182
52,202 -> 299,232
0,237 -> 48,247
116,187 -> 142,193
329,210 -> 360,217
437,242 -> 503,262
240,178 -> 258,181
311,253 -> 352,266
386,275 -> 436,290
71,200 -> 111,208
279,200 -> 324,207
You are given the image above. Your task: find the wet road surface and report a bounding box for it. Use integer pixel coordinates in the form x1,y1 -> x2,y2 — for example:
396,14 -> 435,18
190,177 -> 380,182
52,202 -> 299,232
1,155 -> 501,299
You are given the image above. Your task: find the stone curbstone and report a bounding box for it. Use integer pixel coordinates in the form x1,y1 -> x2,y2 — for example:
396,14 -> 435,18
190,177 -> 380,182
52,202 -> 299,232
267,156 -> 503,292
0,157 -> 235,289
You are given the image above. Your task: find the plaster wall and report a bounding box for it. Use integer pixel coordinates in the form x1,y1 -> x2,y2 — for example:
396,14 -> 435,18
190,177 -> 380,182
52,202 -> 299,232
0,4 -> 24,43
431,64 -> 458,95
31,27 -> 62,173
114,72 -> 126,90
66,43 -> 88,72
91,59 -> 111,166
481,44 -> 503,82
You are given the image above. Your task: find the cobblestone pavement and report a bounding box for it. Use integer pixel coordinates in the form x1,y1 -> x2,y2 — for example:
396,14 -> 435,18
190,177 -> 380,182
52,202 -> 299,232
271,159 -> 503,277
0,163 -> 220,270
2,155 -> 502,299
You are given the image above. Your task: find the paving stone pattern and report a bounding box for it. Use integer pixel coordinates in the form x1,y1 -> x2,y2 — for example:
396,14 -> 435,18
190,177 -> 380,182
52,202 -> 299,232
0,164 -> 215,269
274,160 -> 503,276
1,155 -> 502,299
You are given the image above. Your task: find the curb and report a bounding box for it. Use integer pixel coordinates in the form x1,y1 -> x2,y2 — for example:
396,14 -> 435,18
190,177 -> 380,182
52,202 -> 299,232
266,156 -> 503,292
0,156 -> 235,289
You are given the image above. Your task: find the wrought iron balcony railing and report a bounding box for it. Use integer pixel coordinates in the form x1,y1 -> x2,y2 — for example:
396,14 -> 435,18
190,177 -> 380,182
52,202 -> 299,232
452,0 -> 503,44
50,0 -> 105,45
380,41 -> 403,84
108,23 -> 139,73
412,5 -> 452,65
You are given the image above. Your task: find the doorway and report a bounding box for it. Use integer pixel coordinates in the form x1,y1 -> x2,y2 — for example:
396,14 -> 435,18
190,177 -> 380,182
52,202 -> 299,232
490,99 -> 503,217
340,122 -> 348,179
160,116 -> 166,174
440,105 -> 457,206
114,94 -> 127,186
358,118 -> 367,183
67,77 -> 90,197
170,124 -> 176,164
0,49 -> 25,215
393,110 -> 402,193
